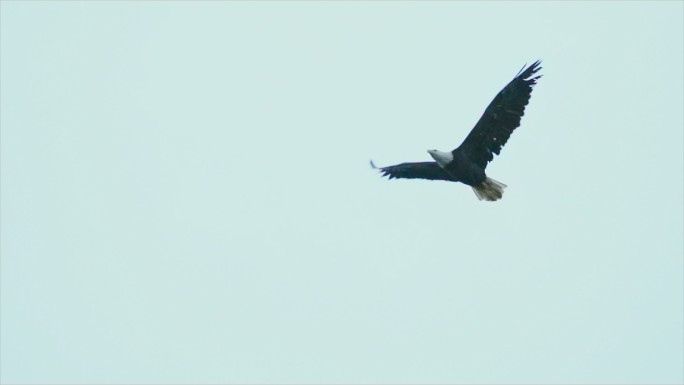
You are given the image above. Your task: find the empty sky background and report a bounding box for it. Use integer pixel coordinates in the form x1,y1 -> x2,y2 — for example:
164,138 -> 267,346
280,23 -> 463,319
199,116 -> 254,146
1,1 -> 683,384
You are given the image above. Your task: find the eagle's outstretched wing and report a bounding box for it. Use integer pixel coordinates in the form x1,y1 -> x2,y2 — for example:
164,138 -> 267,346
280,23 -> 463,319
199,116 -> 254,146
457,60 -> 542,169
371,161 -> 454,181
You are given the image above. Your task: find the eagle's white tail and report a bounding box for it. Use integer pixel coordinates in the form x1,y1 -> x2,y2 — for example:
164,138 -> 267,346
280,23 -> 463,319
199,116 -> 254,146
472,177 -> 507,201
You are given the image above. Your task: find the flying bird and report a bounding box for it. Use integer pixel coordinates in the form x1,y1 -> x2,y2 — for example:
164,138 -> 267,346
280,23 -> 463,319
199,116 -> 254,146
371,60 -> 542,201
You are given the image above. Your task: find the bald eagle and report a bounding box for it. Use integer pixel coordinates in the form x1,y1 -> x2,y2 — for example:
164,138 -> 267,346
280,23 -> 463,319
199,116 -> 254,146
372,60 -> 542,201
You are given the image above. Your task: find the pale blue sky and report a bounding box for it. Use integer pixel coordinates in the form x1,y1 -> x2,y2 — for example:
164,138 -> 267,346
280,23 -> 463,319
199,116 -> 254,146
1,1 -> 682,384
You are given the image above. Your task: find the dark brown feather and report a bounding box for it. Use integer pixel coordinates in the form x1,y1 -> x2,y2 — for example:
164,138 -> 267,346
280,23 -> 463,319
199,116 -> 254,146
457,61 -> 542,168
371,161 -> 455,181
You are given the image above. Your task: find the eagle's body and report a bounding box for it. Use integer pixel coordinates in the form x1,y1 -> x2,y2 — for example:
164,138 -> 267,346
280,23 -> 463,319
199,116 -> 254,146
372,61 -> 542,201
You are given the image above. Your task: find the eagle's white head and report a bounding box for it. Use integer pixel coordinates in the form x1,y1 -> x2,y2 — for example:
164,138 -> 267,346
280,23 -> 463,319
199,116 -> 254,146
427,149 -> 453,168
